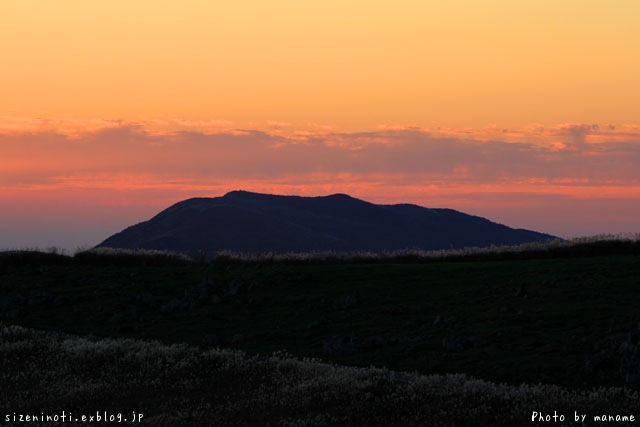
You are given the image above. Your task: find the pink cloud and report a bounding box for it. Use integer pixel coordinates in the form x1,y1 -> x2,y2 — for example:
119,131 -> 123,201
2,119 -> 639,249
2,120 -> 639,187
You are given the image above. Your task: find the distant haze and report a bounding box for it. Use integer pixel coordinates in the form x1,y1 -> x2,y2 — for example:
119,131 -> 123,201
2,187 -> 637,254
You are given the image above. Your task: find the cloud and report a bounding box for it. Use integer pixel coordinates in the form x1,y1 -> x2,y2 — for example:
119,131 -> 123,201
555,123 -> 593,151
3,119 -> 640,251
1,120 -> 639,194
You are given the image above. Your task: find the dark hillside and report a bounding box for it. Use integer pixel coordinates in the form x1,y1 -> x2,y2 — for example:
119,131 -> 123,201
98,190 -> 556,254
2,248 -> 640,390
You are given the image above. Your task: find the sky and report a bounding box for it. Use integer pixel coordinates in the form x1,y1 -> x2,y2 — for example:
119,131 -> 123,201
1,1 -> 639,252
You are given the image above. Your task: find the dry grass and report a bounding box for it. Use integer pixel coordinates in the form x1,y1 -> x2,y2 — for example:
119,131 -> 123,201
211,233 -> 640,264
2,323 -> 639,426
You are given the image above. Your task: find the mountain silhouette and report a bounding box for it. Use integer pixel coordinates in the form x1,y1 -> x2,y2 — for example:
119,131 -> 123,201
97,190 -> 556,254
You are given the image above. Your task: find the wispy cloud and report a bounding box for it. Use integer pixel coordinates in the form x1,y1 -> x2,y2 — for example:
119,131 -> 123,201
1,119 -> 639,192
2,119 -> 640,249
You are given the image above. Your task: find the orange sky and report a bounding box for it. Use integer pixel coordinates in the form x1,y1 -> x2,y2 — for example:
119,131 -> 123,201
1,1 -> 639,250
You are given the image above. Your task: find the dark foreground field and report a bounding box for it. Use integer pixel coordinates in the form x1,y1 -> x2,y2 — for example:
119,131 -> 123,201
1,241 -> 640,425
2,323 -> 639,427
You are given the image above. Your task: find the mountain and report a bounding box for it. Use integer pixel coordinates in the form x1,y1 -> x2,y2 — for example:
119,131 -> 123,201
97,190 -> 556,254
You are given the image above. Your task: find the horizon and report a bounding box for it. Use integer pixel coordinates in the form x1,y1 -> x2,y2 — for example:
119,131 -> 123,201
2,1 -> 639,252
1,189 -> 635,255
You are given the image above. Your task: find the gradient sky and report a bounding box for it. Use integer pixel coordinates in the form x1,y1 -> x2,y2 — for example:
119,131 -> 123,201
1,1 -> 639,251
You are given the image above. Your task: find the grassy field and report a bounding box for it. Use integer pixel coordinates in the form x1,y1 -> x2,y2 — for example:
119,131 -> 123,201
3,323 -> 640,426
1,240 -> 640,391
